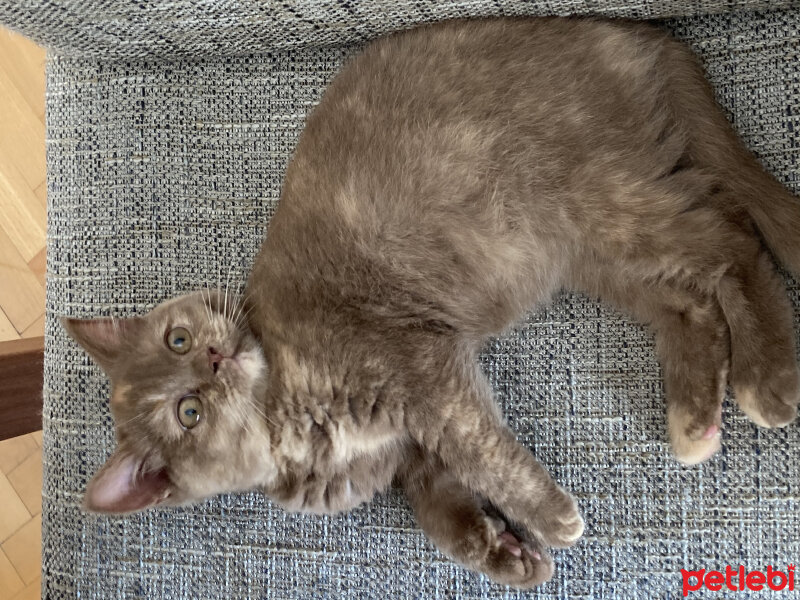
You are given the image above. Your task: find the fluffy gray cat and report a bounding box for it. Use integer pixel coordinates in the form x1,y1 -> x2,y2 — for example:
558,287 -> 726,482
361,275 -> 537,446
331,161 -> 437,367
63,17 -> 799,588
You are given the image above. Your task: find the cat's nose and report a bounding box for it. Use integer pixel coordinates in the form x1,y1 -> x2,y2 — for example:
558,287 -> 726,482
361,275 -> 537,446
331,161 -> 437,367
207,347 -> 224,374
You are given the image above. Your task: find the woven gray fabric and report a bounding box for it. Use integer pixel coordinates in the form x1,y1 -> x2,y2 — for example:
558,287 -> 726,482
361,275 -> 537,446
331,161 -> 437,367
0,0 -> 795,59
39,6 -> 800,600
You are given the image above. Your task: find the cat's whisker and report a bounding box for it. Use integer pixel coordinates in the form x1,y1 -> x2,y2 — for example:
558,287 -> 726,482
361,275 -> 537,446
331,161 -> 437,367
227,291 -> 239,321
207,286 -> 216,318
236,302 -> 252,321
240,410 -> 256,437
233,293 -> 257,328
223,263 -> 236,321
249,402 -> 279,429
215,262 -> 221,312
199,288 -> 207,319
116,412 -> 147,428
233,308 -> 252,333
232,295 -> 250,328
200,256 -> 210,320
201,286 -> 213,322
224,382 -> 260,437
226,389 -> 252,435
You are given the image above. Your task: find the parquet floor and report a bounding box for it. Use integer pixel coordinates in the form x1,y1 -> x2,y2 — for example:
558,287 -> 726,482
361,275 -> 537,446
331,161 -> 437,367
0,28 -> 45,341
0,434 -> 42,600
0,25 -> 46,600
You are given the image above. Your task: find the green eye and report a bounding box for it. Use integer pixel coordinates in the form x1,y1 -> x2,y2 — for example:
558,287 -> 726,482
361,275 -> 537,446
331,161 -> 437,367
177,395 -> 202,429
166,327 -> 192,354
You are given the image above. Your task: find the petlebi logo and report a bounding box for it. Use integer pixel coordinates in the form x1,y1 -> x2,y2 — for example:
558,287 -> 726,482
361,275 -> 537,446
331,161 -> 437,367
681,565 -> 795,596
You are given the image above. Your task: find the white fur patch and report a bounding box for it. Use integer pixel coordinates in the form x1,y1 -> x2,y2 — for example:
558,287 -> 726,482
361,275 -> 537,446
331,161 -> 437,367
329,424 -> 399,465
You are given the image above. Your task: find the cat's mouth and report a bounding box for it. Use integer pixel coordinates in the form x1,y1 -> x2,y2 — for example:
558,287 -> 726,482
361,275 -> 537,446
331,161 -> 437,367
216,354 -> 242,375
208,331 -> 253,373
210,347 -> 254,383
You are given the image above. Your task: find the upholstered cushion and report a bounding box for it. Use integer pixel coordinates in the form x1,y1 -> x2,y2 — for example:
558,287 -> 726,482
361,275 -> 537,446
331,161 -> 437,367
0,0 -> 794,58
2,1 -> 799,598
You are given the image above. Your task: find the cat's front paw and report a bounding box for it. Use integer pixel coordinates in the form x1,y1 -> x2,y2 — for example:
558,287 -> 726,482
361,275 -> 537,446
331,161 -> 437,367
471,514 -> 554,588
527,485 -> 584,548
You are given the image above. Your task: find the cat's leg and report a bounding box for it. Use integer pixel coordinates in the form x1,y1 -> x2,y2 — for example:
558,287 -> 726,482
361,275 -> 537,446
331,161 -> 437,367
405,362 -> 584,551
398,448 -> 553,588
653,295 -> 730,464
655,50 -> 800,427
652,295 -> 730,463
575,211 -> 798,458
657,217 -> 800,429
568,263 -> 730,464
716,248 -> 800,428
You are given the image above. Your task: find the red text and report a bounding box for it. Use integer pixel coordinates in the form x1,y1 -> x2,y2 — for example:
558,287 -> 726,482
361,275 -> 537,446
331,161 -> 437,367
681,565 -> 795,596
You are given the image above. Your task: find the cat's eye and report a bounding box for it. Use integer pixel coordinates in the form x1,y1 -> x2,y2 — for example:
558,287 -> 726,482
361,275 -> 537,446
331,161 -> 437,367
166,327 -> 192,354
177,395 -> 202,429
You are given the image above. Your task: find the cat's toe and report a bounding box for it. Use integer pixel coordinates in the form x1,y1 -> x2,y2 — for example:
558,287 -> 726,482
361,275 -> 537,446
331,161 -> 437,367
668,403 -> 722,465
672,426 -> 721,465
736,371 -> 799,428
483,523 -> 554,588
531,485 -> 584,548
498,531 -> 523,557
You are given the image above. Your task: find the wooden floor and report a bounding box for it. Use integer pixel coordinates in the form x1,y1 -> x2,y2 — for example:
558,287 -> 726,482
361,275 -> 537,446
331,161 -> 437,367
0,28 -> 46,342
0,434 -> 42,600
0,26 -> 46,600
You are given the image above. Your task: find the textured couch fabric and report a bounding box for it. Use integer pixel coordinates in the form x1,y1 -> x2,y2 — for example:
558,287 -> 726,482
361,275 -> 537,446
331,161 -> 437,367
0,0 -> 795,59
3,0 -> 800,598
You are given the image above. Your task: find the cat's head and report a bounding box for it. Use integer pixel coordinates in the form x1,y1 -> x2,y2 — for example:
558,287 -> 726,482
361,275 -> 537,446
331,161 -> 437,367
62,290 -> 270,514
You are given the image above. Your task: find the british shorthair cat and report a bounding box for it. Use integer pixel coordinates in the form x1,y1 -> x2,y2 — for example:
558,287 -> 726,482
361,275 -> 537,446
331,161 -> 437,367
63,17 -> 800,587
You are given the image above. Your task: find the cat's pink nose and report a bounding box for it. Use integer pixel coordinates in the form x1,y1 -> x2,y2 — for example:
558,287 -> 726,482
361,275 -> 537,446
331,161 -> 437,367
208,347 -> 224,374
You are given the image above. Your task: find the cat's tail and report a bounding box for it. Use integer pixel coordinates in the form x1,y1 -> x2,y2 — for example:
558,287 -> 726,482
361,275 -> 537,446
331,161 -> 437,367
726,158 -> 800,278
661,34 -> 800,276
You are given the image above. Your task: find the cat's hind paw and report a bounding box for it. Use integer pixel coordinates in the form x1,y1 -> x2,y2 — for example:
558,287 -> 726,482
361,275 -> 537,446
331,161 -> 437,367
735,370 -> 799,429
668,403 -> 723,465
671,426 -> 721,465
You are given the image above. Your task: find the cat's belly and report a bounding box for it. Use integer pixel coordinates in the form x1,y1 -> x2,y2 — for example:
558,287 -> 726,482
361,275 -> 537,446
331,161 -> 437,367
259,339 -> 410,514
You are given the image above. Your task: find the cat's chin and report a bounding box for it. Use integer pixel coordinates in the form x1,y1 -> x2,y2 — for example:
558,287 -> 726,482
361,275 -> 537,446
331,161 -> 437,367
219,345 -> 267,385
220,341 -> 269,403
233,345 -> 267,380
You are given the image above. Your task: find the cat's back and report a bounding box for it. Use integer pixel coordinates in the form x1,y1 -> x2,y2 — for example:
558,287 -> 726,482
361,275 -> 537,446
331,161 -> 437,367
256,17 -> 695,335
303,17 -> 673,185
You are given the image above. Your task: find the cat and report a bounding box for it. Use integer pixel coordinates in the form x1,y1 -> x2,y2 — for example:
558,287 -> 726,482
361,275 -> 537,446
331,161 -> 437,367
62,16 -> 800,588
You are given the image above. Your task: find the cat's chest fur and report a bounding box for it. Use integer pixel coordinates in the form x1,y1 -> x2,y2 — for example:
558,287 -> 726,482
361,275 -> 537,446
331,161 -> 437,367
262,341 -> 408,514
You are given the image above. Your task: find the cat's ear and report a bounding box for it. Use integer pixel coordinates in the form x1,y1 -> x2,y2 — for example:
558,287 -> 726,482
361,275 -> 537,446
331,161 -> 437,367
83,450 -> 172,514
61,316 -> 143,373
